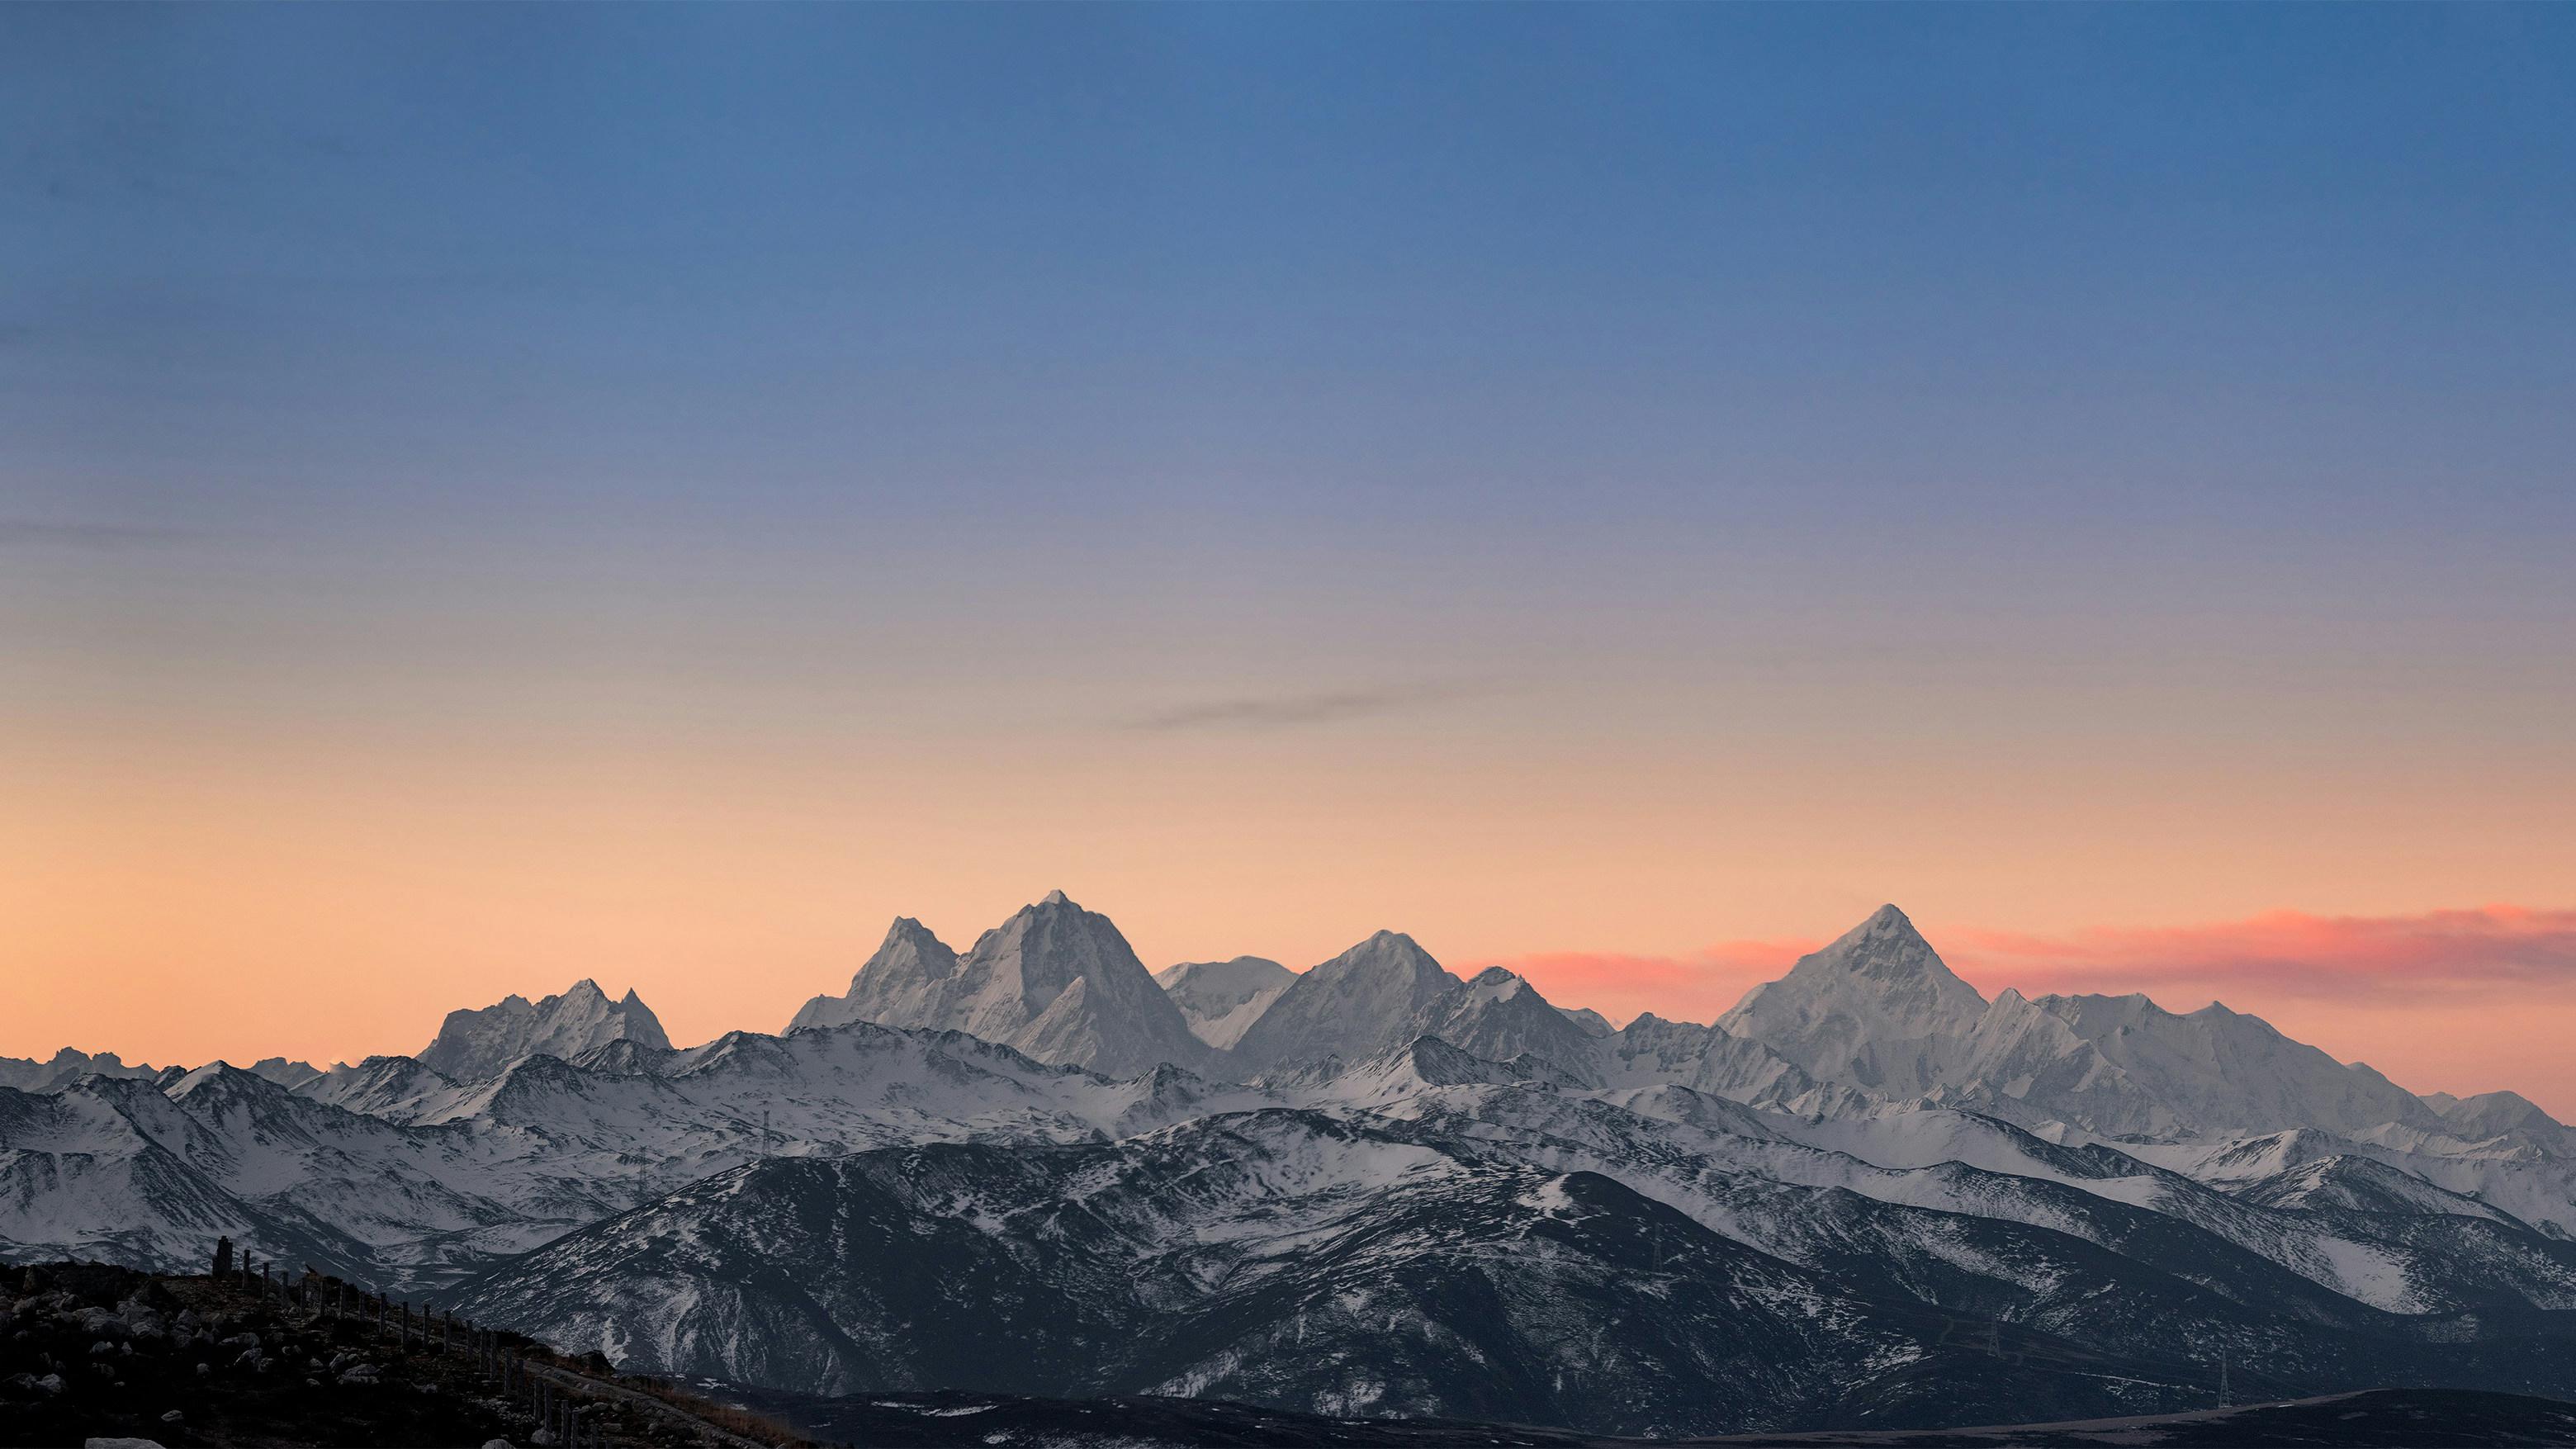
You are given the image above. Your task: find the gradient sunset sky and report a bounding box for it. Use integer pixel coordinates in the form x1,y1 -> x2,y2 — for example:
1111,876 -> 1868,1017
7,7 -> 2575,1112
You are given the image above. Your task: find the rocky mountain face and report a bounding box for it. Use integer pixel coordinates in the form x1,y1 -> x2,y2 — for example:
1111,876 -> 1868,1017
785,893 -> 1213,1078
9,897 -> 2576,1437
417,980 -> 670,1083
1152,956 -> 1293,1049
1720,904 -> 1991,1096
0,1049 -> 168,1094
1227,932 -> 1603,1082
449,1085 -> 2576,1433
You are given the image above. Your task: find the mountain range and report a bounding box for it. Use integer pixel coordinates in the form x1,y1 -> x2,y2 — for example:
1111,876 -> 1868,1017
7,893 -> 2575,1436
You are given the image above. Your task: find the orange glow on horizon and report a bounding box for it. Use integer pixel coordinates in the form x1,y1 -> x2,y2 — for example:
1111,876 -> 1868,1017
12,708 -> 2576,1117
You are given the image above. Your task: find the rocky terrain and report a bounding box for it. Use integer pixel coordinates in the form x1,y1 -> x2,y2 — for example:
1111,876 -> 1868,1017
0,1261 -> 793,1449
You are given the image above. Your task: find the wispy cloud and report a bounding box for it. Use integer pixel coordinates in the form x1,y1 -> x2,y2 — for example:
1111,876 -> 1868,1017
1943,907 -> 2576,1005
1124,685 -> 1465,733
0,519 -> 198,551
1468,905 -> 2576,1026
1466,940 -> 1818,1027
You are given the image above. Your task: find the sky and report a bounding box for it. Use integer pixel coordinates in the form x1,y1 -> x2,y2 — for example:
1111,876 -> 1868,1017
5,6 -> 2574,1112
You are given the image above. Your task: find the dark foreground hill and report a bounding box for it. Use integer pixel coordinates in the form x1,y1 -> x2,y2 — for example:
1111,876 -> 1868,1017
724,1385 -> 2576,1448
0,1262 -> 793,1449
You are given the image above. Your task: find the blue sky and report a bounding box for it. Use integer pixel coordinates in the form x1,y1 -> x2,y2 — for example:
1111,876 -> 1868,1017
12,4 -> 2572,546
7,4 -> 2576,1087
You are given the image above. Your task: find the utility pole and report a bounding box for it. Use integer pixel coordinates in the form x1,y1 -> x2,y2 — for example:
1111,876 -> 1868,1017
2218,1351 -> 2231,1409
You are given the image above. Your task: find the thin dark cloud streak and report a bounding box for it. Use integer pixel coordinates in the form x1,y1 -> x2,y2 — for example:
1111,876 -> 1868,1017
1124,684 -> 1469,733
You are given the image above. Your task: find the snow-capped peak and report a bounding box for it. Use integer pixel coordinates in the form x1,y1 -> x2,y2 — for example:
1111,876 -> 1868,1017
417,980 -> 673,1083
1715,904 -> 1986,1095
785,896 -> 1210,1077
1156,956 -> 1295,1050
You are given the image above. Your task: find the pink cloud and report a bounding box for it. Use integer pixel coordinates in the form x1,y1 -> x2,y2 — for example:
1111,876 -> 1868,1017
1468,905 -> 2576,1115
1475,905 -> 2576,1025
1466,939 -> 1819,1027
1939,906 -> 2576,1005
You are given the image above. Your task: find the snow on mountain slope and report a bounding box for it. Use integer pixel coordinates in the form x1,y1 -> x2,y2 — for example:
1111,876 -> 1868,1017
1371,1084 -> 2404,1331
1719,905 -> 1988,1096
1368,1085 -> 2576,1319
1267,1036 -> 1585,1110
0,1049 -> 167,1093
2233,1153 -> 2523,1223
244,1056 -> 326,1089
1560,1006 -> 1615,1037
2125,1128 -> 2576,1241
446,1108 -> 2058,1435
0,1073 -> 445,1278
1228,931 -> 1458,1068
2020,992 -> 2448,1139
295,1055 -> 462,1117
2433,1091 -> 2576,1154
1431,967 -> 1607,1077
1593,1012 -> 1868,1115
2,1018 -> 1289,1291
784,893 -> 1214,1077
1712,905 -> 2476,1144
418,979 -> 672,1082
1226,932 -> 1601,1082
16,894 -> 2576,1434
448,1089 -> 2576,1433
1153,956 -> 1294,1049
784,916 -> 958,1034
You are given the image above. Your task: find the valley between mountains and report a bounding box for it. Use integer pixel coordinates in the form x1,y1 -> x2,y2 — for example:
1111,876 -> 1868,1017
7,897 -> 2576,1435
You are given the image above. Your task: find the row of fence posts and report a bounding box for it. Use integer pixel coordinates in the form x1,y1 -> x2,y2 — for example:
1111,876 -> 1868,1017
214,1248 -> 590,1448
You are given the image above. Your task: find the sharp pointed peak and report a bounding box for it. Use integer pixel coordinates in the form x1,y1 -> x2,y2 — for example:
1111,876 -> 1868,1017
878,915 -> 950,948
1805,902 -> 1947,964
1742,900 -> 1986,1021
1838,902 -> 1924,944
1321,929 -> 1445,973
1038,888 -> 1075,907
562,978 -> 608,1000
